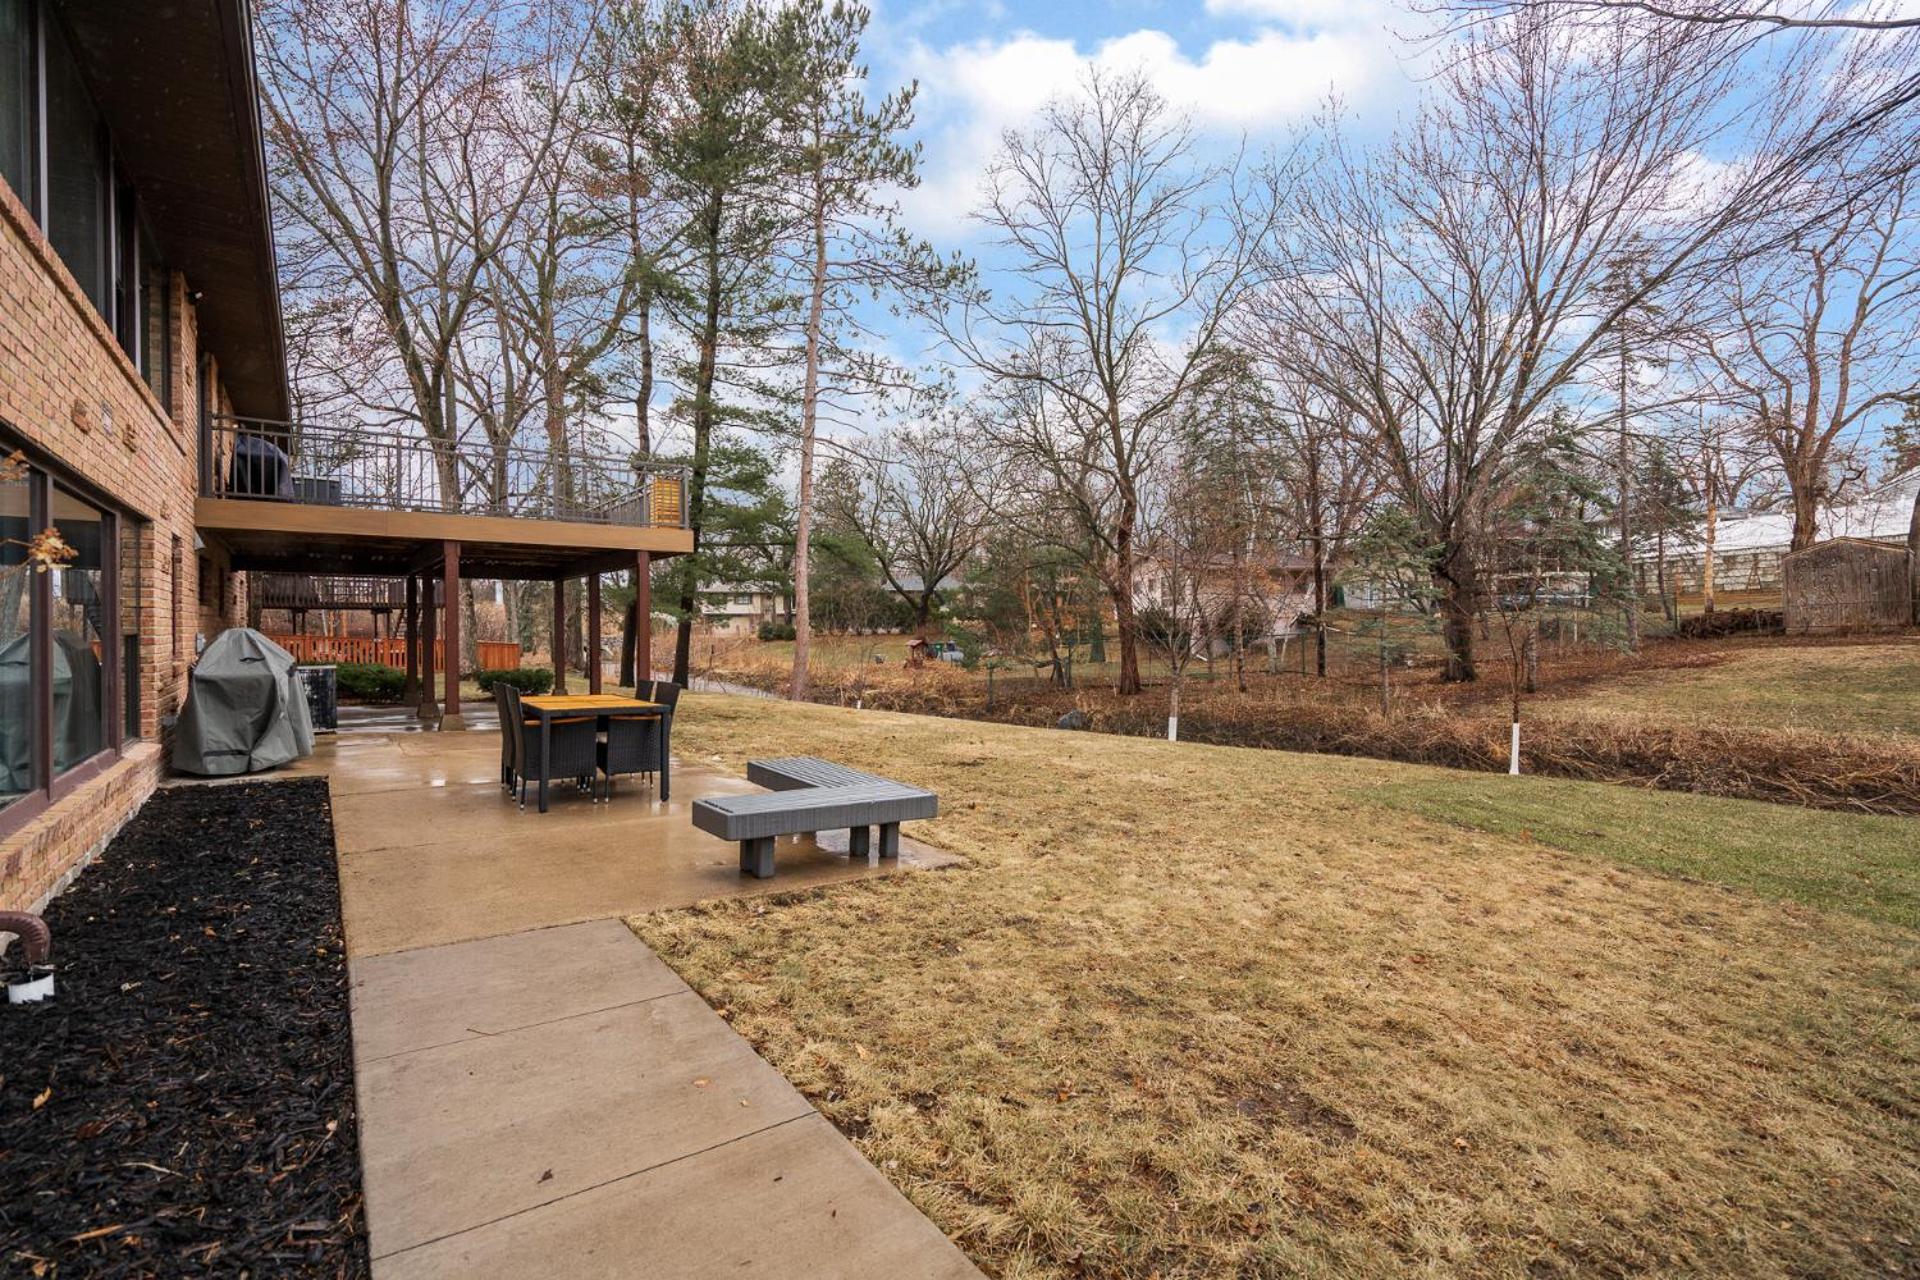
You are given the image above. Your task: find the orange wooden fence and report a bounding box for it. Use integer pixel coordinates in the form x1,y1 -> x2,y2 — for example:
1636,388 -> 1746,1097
267,635 -> 522,671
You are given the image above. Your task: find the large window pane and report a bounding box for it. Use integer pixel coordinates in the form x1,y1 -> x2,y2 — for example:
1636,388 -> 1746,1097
0,466 -> 34,808
140,224 -> 170,406
120,517 -> 141,741
113,181 -> 136,353
0,0 -> 31,207
50,486 -> 105,772
43,16 -> 106,312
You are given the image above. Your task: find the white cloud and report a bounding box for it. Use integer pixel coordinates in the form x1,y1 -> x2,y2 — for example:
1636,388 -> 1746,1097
895,21 -> 1403,239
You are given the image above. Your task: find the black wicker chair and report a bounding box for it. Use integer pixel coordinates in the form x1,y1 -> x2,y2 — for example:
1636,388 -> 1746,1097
504,684 -> 598,807
597,714 -> 661,800
495,684 -> 518,790
645,680 -> 682,712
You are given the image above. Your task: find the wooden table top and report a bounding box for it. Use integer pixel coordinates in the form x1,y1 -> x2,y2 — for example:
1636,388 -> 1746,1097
521,694 -> 664,715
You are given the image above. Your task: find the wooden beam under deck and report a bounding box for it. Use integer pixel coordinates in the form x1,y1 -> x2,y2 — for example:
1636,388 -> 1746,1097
196,498 -> 692,579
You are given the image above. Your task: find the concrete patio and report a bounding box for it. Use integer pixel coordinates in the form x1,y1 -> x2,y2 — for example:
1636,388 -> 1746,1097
286,709 -> 960,957
286,709 -> 977,1279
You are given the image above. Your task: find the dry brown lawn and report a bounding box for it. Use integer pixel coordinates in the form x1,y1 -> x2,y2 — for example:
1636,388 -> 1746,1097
634,693 -> 1919,1280
1544,640 -> 1920,741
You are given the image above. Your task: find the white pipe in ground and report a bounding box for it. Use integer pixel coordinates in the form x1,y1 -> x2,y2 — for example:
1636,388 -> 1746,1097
1509,721 -> 1522,776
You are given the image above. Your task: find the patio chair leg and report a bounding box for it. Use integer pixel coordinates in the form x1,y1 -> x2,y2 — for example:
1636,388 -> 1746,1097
740,837 -> 776,880
878,823 -> 900,860
848,825 -> 871,860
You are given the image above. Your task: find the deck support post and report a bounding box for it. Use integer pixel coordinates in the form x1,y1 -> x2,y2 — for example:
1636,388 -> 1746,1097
878,823 -> 900,860
419,576 -> 440,720
635,552 -> 651,687
441,541 -> 464,730
740,837 -> 776,879
587,574 -> 602,694
848,825 -> 871,860
551,577 -> 568,694
402,575 -> 420,706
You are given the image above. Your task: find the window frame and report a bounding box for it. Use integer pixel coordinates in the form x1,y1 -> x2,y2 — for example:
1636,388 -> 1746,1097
0,425 -> 145,840
3,0 -> 170,387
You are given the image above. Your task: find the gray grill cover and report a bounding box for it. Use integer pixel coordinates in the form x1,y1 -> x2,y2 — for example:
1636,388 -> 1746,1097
172,628 -> 315,776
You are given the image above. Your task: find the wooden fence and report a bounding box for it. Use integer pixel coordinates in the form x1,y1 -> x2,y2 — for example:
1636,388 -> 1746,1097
267,635 -> 523,671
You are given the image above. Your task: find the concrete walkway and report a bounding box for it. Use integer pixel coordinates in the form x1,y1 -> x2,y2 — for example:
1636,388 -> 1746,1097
297,719 -> 979,1279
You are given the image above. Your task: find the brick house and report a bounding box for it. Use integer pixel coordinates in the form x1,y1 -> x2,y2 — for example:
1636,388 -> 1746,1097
0,0 -> 692,914
0,0 -> 282,911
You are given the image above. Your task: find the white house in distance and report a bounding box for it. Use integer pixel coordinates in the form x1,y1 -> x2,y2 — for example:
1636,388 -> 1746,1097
1636,468 -> 1918,603
1132,548 -> 1317,655
697,583 -> 793,637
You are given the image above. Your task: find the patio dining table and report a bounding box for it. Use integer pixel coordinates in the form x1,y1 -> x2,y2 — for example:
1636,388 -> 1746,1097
519,694 -> 670,812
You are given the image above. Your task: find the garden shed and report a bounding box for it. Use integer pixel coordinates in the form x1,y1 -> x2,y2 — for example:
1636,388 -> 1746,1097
1781,537 -> 1913,633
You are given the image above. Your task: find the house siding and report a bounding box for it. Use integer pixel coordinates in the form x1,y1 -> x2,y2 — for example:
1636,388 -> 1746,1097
0,173 -> 243,911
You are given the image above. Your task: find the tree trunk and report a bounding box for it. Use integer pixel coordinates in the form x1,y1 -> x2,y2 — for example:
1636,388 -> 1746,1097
1789,481 -> 1820,551
1618,330 -> 1639,653
673,195 -> 725,688
1437,550 -> 1478,683
1703,492 -> 1718,613
619,594 -> 638,687
1907,481 -> 1920,625
1312,542 -> 1328,678
791,181 -> 828,702
1112,511 -> 1143,696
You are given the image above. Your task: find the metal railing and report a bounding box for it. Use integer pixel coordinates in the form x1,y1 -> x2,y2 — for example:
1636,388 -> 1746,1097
252,573 -> 407,611
203,415 -> 690,529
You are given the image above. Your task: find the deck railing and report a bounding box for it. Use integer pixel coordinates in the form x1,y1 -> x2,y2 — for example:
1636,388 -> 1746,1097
203,415 -> 689,528
265,634 -> 522,670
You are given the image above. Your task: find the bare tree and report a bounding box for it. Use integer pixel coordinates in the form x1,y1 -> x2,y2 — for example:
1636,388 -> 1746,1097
935,69 -> 1271,696
823,429 -> 987,640
1249,8 -> 1874,680
258,0 -> 593,494
760,0 -> 957,701
1710,165 -> 1920,550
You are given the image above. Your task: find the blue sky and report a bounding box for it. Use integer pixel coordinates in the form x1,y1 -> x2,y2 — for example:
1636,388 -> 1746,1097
853,0 -> 1433,247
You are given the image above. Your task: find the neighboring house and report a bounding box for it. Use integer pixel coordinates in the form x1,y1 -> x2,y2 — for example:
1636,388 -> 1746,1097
0,0 -> 695,914
698,584 -> 792,637
1634,469 -> 1919,602
1131,550 -> 1317,655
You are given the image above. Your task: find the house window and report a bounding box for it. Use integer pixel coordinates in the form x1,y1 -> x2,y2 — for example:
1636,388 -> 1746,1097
0,460 -> 35,813
119,517 -> 139,741
42,15 -> 107,313
1,1 -> 169,361
49,485 -> 107,770
139,223 -> 171,406
170,534 -> 182,660
0,0 -> 33,203
0,437 -> 143,831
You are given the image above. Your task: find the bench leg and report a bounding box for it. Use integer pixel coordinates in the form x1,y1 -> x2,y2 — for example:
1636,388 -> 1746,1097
878,823 -> 900,860
848,825 -> 871,860
740,837 -> 776,879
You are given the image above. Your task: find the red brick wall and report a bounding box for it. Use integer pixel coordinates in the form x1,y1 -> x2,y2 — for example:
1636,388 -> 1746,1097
0,174 -> 243,911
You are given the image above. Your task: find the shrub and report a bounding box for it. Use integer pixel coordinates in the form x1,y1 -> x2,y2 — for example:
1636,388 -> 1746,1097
475,667 -> 555,696
758,621 -> 797,642
334,662 -> 407,703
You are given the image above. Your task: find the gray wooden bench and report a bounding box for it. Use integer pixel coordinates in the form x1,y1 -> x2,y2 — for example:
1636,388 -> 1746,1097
692,756 -> 937,879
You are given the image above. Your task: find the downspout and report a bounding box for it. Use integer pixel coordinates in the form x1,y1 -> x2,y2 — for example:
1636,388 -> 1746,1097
2,910 -> 54,1003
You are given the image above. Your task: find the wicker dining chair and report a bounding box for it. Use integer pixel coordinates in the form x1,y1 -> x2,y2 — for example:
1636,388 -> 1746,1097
645,679 -> 682,712
494,684 -> 517,790
597,714 -> 661,800
504,684 -> 599,807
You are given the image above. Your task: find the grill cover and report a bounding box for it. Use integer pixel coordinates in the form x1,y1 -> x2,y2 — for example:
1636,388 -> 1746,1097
172,628 -> 315,776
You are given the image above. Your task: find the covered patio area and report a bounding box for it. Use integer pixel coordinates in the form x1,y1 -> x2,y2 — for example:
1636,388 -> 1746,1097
284,708 -> 961,956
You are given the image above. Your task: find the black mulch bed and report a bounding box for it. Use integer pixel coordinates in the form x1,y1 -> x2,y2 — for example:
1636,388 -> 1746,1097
0,779 -> 368,1278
